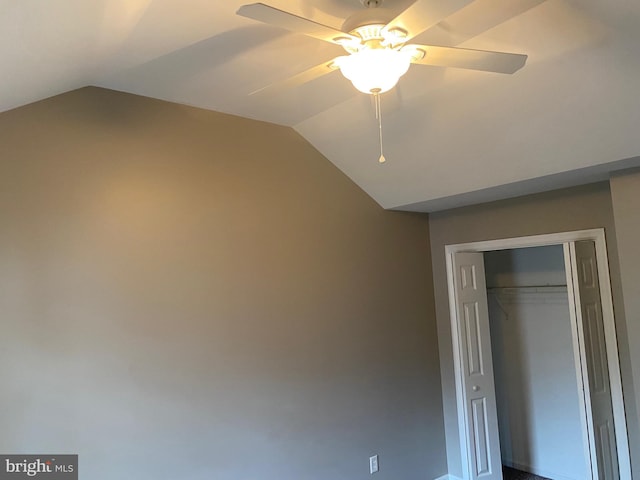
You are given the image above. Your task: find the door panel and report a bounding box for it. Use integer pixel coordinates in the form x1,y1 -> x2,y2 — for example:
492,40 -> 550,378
471,397 -> 491,475
598,421 -> 616,480
568,240 -> 619,480
453,252 -> 502,480
464,302 -> 484,376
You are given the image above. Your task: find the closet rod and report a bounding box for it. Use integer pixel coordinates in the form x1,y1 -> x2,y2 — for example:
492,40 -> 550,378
486,285 -> 567,290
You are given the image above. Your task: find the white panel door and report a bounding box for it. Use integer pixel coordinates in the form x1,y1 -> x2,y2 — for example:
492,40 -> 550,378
568,240 -> 619,480
453,252 -> 502,480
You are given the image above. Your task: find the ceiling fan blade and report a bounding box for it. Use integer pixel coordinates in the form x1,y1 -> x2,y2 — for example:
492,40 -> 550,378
383,0 -> 475,42
237,3 -> 359,46
250,58 -> 340,96
409,44 -> 527,74
417,0 -> 546,47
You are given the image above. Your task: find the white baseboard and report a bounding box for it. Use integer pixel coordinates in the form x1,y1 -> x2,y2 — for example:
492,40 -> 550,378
433,475 -> 463,480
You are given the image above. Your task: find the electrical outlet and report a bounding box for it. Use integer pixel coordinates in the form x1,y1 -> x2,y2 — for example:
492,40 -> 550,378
369,455 -> 379,474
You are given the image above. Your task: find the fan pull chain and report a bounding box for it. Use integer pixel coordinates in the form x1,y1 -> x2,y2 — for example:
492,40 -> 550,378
373,90 -> 386,163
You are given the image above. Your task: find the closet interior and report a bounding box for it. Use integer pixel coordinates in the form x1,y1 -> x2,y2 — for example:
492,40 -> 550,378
484,245 -> 589,480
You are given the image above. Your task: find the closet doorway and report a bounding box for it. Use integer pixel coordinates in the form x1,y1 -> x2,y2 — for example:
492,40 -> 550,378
486,245 -> 589,479
445,229 -> 631,480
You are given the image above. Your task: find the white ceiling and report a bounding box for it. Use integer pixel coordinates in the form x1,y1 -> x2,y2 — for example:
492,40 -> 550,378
3,0 -> 640,211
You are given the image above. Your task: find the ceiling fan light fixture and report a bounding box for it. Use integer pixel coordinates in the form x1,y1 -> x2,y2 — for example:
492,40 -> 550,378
381,27 -> 408,46
333,36 -> 361,53
335,48 -> 412,94
401,44 -> 426,62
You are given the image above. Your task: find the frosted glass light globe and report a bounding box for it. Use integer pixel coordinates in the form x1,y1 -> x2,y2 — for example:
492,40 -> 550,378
335,48 -> 412,94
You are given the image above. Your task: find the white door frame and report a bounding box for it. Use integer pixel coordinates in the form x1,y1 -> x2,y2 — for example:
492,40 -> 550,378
445,228 -> 631,480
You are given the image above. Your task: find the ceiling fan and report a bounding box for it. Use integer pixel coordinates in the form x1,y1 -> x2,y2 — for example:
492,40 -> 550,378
237,0 -> 527,163
236,0 -> 528,96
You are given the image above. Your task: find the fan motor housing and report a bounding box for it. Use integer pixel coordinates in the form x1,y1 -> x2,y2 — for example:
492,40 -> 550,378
342,7 -> 395,35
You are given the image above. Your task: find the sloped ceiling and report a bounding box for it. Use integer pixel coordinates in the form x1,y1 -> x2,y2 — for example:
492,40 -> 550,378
3,0 -> 640,210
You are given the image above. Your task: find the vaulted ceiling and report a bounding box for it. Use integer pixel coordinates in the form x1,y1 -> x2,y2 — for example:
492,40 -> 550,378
3,0 -> 640,210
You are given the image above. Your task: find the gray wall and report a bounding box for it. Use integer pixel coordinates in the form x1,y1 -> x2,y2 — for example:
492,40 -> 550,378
428,182 -> 639,478
610,168 -> 640,478
0,87 -> 445,480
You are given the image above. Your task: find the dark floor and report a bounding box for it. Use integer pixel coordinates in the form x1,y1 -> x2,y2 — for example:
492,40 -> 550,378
503,466 -> 552,480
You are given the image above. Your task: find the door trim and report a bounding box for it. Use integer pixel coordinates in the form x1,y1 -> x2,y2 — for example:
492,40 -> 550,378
445,228 -> 631,480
